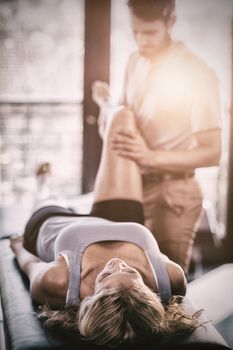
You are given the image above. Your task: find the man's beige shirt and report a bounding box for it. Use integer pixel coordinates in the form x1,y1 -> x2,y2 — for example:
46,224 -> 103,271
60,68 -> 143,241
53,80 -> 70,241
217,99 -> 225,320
123,41 -> 221,151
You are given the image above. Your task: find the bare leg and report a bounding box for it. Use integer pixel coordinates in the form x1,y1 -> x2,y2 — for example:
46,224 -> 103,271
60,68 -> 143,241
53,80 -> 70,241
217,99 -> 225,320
93,107 -> 143,203
33,163 -> 68,211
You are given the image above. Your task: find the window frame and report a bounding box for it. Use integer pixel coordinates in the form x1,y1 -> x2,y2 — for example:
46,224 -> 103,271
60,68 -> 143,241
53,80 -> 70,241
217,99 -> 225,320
82,0 -> 111,193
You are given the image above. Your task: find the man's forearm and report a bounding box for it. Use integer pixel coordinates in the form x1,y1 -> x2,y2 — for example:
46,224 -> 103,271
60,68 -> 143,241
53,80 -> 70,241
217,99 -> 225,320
145,129 -> 222,172
149,146 -> 221,173
112,126 -> 221,172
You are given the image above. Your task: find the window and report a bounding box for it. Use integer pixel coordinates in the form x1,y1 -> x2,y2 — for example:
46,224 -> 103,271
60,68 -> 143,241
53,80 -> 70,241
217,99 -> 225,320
0,0 -> 84,210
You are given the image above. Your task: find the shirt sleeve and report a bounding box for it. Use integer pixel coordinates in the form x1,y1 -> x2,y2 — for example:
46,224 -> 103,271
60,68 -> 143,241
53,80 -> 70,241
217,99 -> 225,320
190,65 -> 222,133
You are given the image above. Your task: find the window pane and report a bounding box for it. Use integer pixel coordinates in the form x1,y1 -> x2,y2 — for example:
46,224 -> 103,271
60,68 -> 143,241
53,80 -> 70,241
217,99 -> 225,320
0,0 -> 84,100
0,0 -> 84,216
0,103 -> 82,204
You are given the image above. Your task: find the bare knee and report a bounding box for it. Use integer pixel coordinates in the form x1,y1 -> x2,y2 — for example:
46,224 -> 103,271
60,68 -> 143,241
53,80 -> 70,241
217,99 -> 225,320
105,106 -> 137,140
113,106 -> 135,128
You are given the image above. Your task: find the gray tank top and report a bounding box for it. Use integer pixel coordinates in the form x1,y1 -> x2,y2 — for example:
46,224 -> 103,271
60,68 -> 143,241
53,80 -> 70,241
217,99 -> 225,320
37,216 -> 172,305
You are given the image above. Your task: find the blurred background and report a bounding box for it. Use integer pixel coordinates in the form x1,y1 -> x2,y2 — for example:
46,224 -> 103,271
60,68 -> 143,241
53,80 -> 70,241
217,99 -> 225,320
0,0 -> 84,210
0,0 -> 231,235
0,0 -> 232,348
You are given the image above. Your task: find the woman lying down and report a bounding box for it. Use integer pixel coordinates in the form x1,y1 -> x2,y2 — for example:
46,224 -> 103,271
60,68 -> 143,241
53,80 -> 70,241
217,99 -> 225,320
10,108 -> 202,348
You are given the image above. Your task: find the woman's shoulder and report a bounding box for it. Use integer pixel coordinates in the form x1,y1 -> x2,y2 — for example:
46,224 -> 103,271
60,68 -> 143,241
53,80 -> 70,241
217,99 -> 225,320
33,256 -> 69,307
162,255 -> 187,296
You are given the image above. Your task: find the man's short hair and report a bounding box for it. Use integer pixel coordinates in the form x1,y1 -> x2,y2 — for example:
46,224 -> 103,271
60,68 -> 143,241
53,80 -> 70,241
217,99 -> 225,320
127,0 -> 175,22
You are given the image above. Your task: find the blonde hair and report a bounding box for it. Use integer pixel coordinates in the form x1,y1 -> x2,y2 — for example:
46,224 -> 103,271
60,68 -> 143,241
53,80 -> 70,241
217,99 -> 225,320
39,286 -> 202,347
79,286 -> 165,347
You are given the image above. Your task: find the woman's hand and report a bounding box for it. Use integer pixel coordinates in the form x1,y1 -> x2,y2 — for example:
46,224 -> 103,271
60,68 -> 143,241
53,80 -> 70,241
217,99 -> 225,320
10,234 -> 24,255
111,128 -> 155,168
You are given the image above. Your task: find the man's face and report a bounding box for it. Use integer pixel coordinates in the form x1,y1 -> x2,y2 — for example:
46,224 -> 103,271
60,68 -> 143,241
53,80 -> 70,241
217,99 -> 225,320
130,13 -> 171,59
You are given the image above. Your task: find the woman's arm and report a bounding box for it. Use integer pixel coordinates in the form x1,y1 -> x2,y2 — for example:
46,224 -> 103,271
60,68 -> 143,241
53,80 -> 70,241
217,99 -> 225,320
10,235 -> 67,306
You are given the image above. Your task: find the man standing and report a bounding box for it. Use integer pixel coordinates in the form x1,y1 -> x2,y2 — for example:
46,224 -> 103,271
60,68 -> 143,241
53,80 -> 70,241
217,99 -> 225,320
92,0 -> 221,273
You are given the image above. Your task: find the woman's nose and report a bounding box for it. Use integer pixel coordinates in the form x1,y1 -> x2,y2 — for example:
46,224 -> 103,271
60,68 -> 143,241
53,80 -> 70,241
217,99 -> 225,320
109,259 -> 127,271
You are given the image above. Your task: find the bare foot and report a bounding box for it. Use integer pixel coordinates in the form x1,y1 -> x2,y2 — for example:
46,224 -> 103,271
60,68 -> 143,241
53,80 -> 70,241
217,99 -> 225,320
36,162 -> 51,177
10,234 -> 24,254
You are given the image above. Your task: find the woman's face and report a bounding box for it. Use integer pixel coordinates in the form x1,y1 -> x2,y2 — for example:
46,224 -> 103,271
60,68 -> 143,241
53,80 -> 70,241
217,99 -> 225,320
95,258 -> 145,293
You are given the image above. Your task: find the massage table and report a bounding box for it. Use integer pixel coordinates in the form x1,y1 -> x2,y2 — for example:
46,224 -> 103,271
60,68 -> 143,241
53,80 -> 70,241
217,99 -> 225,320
0,238 -> 231,350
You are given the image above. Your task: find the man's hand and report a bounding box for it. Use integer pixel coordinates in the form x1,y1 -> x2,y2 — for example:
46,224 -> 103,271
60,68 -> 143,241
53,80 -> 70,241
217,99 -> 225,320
112,128 -> 221,172
111,128 -> 155,168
